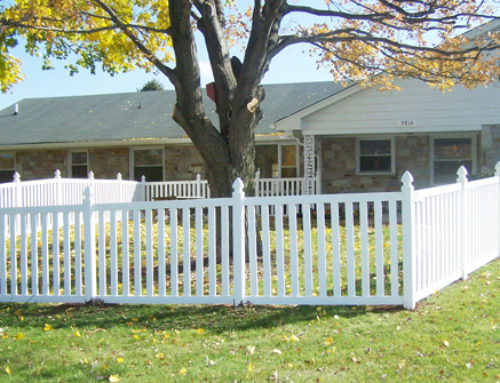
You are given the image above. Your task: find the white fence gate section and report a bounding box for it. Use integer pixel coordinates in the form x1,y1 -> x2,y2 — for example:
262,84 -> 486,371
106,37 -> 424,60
0,165 -> 498,309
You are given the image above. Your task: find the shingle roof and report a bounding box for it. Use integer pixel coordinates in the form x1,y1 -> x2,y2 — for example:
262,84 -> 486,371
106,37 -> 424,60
0,81 -> 346,147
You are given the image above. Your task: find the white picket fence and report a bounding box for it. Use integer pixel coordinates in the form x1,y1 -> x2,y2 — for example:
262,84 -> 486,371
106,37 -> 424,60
0,171 -> 316,209
0,165 -> 498,308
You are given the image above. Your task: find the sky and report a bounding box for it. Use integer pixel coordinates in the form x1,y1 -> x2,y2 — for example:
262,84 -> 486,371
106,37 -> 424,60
0,41 -> 335,111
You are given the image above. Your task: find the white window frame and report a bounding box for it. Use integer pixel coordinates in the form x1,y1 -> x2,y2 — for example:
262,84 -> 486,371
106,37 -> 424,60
430,134 -> 477,185
68,150 -> 89,178
130,147 -> 165,181
0,152 -> 16,183
355,137 -> 395,175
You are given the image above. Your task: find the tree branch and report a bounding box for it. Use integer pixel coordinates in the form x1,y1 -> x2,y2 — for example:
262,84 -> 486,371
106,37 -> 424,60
91,0 -> 176,85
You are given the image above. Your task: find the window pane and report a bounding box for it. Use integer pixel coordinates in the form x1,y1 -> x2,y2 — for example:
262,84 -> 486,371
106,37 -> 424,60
0,153 -> 15,169
434,138 -> 471,160
255,145 -> 278,178
282,145 -> 296,167
134,166 -> 163,181
360,156 -> 391,172
360,140 -> 391,155
0,170 -> 14,183
135,149 -> 162,166
72,152 -> 87,165
434,160 -> 472,185
281,167 -> 297,178
72,165 -> 88,179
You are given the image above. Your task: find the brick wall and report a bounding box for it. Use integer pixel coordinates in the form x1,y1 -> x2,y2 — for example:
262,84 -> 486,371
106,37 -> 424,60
164,145 -> 206,180
321,135 -> 430,193
16,150 -> 67,180
90,148 -> 129,179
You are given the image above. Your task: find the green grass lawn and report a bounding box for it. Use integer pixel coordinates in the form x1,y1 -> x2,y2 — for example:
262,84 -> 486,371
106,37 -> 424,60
0,258 -> 498,382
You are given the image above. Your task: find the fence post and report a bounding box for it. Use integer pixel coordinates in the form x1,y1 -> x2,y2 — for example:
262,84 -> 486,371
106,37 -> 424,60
13,172 -> 21,207
457,166 -> 469,280
54,169 -> 62,205
116,172 -> 123,202
141,175 -> 147,201
13,172 -> 21,232
196,173 -> 201,198
401,171 -> 416,310
83,186 -> 97,302
255,170 -> 260,197
232,178 -> 246,307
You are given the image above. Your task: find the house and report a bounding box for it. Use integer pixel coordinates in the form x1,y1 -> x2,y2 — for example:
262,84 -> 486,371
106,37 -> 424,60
0,82 -> 344,183
1,76 -> 499,193
275,78 -> 500,193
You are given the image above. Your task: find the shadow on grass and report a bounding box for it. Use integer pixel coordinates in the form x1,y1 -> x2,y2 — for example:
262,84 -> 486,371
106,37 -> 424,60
0,302 -> 404,334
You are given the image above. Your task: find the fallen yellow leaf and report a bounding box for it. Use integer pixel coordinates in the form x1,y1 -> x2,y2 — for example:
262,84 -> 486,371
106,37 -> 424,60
178,367 -> 187,376
108,374 -> 120,382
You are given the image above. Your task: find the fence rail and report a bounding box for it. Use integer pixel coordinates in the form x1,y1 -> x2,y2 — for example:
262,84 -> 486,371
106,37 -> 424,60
0,164 -> 498,308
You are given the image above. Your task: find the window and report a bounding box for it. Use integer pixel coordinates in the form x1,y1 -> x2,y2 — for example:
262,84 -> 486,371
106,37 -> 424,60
0,152 -> 15,183
432,137 -> 473,185
255,143 -> 300,178
255,145 -> 278,178
133,148 -> 164,181
281,145 -> 298,177
356,138 -> 394,174
70,151 -> 88,178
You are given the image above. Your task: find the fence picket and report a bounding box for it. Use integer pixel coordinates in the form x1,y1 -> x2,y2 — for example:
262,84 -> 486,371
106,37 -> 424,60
208,207 -> 216,296
133,209 -> 141,296
63,212 -> 71,295
170,208 -> 178,296
158,208 -> 166,297
30,213 -> 38,295
288,203 -> 299,297
345,203 -> 355,297
146,208 -> 154,297
262,205 -> 272,297
221,206 -> 229,296
110,210 -> 118,297
98,210 -> 106,296
303,203 -> 313,297
360,201 -> 369,297
331,202 -> 341,297
316,203 -> 327,297
248,205 -> 258,296
275,204 -> 285,297
195,207 -> 203,296
374,201 -> 384,297
74,212 -> 82,296
9,214 -> 17,295
182,207 -> 191,296
389,200 -> 399,297
121,209 -> 129,296
20,213 -> 27,295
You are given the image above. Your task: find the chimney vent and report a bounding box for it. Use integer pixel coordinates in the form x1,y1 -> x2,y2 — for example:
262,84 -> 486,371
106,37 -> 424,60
14,103 -> 18,115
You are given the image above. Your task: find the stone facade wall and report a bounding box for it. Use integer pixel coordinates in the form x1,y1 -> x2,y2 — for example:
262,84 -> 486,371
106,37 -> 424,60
90,148 -> 129,179
15,150 -> 67,180
164,145 -> 206,180
321,135 -> 431,193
